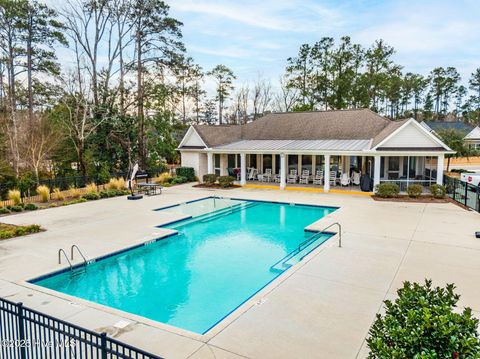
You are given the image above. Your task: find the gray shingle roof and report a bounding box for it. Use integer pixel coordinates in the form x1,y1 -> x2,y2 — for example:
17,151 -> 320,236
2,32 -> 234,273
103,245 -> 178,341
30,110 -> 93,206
184,109 -> 412,151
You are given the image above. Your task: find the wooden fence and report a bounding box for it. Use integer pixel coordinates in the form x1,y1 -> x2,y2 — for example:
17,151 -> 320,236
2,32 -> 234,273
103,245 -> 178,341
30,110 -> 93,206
0,185 -> 106,208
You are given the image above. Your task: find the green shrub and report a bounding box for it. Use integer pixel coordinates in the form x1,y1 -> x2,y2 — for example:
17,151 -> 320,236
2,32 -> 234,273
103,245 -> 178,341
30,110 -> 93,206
367,279 -> 480,358
170,176 -> 187,185
62,198 -> 87,206
0,207 -> 11,214
0,224 -> 42,240
9,205 -> 23,212
175,167 -> 195,181
99,189 -> 128,198
218,175 -> 235,188
203,173 -> 217,185
375,183 -> 400,198
24,203 -> 38,211
406,184 -> 423,198
82,192 -> 100,201
430,184 -> 446,199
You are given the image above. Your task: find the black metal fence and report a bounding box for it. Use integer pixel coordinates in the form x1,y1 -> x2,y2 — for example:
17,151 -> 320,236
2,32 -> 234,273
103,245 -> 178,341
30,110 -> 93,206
444,176 -> 480,212
0,297 -> 163,359
0,168 -> 166,200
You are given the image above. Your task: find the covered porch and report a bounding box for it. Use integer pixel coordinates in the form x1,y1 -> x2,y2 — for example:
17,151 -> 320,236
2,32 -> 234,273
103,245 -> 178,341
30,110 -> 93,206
206,152 -> 444,193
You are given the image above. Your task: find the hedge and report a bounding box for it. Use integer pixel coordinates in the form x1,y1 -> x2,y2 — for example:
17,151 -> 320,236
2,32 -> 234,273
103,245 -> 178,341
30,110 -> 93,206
175,167 -> 195,182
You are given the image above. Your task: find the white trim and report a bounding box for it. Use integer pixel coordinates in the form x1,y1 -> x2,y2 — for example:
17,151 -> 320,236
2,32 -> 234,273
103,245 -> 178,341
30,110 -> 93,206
373,118 -> 452,151
177,126 -> 208,149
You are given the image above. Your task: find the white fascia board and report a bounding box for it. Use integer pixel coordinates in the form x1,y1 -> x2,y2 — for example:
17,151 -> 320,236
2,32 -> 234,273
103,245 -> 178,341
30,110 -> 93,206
373,118 -> 452,151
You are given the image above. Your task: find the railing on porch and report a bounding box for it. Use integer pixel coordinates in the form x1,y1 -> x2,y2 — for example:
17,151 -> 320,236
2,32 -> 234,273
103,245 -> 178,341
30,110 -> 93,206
0,297 -> 163,359
444,176 -> 480,212
379,179 -> 436,193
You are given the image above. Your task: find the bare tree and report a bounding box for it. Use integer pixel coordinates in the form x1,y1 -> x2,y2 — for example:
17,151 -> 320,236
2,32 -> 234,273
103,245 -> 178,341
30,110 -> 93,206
62,0 -> 112,111
21,113 -> 60,182
252,77 -> 272,120
232,84 -> 249,124
275,75 -> 299,112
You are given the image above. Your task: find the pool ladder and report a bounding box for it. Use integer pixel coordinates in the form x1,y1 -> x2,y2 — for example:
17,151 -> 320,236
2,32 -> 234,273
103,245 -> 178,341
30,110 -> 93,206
58,245 -> 88,277
270,222 -> 342,272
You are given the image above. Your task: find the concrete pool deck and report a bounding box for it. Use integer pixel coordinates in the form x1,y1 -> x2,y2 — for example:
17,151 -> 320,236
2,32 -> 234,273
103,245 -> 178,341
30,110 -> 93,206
0,184 -> 479,358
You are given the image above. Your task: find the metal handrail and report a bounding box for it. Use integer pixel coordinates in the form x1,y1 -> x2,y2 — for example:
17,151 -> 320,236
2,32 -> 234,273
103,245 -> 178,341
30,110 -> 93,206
320,222 -> 342,248
270,222 -> 342,271
70,244 -> 88,266
58,249 -> 72,269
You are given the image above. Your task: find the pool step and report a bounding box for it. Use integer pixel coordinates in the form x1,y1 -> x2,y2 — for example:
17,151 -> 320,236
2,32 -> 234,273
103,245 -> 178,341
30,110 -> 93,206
269,233 -> 330,273
70,265 -> 86,278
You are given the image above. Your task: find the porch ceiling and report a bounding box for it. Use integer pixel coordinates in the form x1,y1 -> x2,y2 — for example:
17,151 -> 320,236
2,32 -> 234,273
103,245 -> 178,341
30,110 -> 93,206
212,139 -> 372,152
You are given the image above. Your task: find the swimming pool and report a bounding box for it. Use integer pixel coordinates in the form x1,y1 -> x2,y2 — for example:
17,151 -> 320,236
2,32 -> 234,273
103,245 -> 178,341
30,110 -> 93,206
32,198 -> 337,334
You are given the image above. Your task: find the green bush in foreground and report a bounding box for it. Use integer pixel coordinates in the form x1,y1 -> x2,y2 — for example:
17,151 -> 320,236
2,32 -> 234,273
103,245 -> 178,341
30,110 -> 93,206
367,279 -> 480,358
375,183 -> 400,198
24,203 -> 38,211
0,224 -> 42,240
430,184 -> 447,199
170,176 -> 187,185
406,184 -> 423,198
0,207 -> 10,214
218,175 -> 235,188
175,167 -> 195,181
202,173 -> 217,184
83,192 -> 101,201
9,205 -> 23,212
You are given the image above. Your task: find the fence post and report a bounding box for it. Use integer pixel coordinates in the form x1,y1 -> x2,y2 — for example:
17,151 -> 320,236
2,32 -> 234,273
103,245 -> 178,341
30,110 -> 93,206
100,332 -> 108,359
17,302 -> 27,359
464,183 -> 468,207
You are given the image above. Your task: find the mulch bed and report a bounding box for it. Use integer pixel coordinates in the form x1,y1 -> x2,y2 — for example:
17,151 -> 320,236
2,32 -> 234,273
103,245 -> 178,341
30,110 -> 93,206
193,184 -> 242,190
372,195 -> 449,203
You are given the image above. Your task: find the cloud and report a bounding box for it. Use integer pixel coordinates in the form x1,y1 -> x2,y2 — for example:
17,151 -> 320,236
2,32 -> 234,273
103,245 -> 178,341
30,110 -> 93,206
169,0 -> 342,33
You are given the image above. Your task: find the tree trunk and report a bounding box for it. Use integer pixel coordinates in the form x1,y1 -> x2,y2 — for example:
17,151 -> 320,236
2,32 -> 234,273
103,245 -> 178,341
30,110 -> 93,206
218,95 -> 223,125
136,25 -> 145,167
27,13 -> 34,125
118,19 -> 125,117
7,43 -> 19,176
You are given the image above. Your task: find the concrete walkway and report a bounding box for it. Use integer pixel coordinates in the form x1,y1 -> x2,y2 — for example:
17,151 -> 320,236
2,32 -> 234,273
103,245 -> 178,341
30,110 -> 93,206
1,184 -> 479,358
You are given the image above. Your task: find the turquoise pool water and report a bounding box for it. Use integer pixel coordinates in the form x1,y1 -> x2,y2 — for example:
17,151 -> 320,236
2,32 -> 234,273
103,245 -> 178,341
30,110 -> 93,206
33,198 -> 337,334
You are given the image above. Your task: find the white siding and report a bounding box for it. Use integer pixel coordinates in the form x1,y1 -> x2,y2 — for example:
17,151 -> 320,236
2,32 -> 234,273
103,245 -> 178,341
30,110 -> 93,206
182,128 -> 206,147
381,122 -> 440,148
180,151 -> 207,181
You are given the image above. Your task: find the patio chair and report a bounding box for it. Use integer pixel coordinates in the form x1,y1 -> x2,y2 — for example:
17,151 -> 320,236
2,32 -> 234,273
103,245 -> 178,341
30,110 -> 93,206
329,171 -> 337,187
248,168 -> 257,180
351,171 -> 361,186
299,170 -> 310,185
340,173 -> 351,186
272,174 -> 280,183
313,170 -> 323,185
264,168 -> 272,182
287,169 -> 297,184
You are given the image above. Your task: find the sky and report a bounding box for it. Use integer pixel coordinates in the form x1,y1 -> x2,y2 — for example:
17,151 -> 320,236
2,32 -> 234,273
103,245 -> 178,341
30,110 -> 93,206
168,0 -> 480,91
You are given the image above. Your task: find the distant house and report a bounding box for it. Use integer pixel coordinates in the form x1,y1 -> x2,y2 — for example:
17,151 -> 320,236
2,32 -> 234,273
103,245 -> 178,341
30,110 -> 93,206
420,121 -> 474,136
464,127 -> 480,150
178,109 -> 453,192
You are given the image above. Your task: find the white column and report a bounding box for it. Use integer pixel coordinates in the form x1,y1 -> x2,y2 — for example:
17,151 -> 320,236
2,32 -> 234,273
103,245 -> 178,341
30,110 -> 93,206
280,153 -> 286,190
272,154 -> 276,174
436,154 -> 444,185
373,155 -> 381,190
297,154 -> 302,174
240,153 -> 246,186
324,154 -> 330,193
207,152 -> 214,174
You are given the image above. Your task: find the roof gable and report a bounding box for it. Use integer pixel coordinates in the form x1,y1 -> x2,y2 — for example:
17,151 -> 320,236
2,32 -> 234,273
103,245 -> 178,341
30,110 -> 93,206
178,126 -> 207,149
374,119 -> 451,150
465,126 -> 480,140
